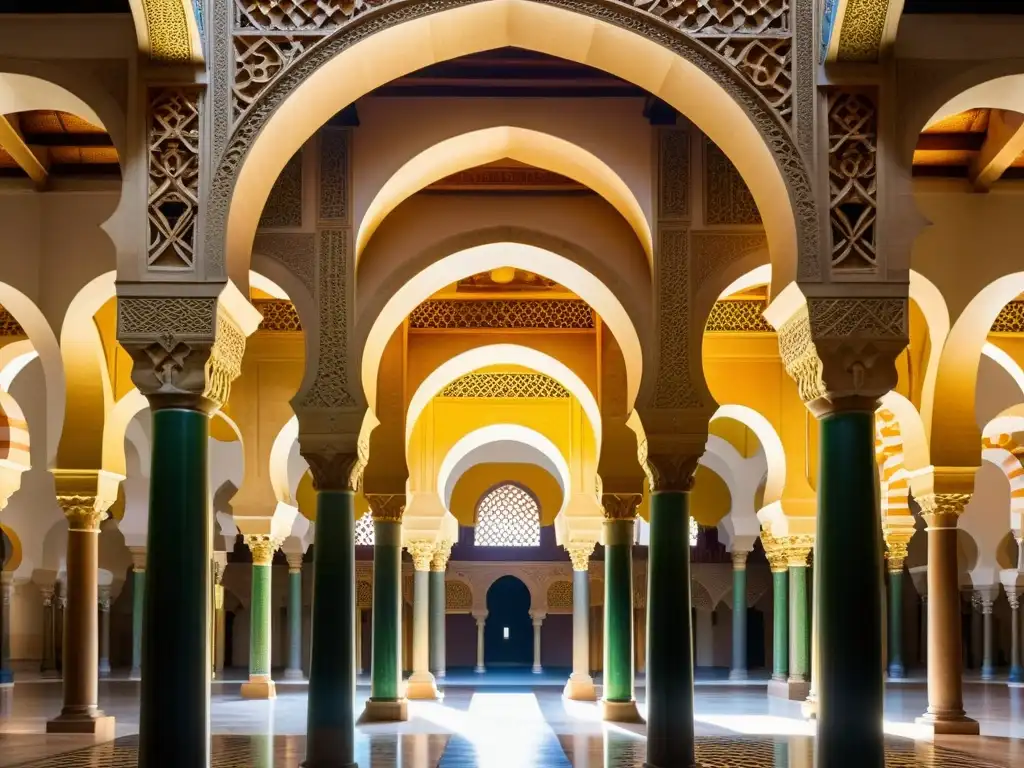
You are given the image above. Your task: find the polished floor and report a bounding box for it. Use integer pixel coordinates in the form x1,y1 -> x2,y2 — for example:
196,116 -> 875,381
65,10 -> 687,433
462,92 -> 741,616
2,674 -> 1023,766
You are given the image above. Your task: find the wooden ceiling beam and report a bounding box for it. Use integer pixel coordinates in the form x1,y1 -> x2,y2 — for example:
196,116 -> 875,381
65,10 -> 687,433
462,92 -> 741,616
969,109 -> 1024,192
0,114 -> 49,190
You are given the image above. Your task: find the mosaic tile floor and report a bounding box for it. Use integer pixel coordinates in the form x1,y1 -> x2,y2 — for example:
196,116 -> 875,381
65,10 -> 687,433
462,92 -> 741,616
1,678 -> 1023,766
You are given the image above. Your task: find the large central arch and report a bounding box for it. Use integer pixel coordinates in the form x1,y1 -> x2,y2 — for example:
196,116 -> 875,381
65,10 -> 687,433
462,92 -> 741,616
211,0 -> 814,291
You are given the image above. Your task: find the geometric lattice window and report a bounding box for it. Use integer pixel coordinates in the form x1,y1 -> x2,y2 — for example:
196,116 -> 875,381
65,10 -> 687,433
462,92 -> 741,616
355,512 -> 374,546
474,483 -> 541,547
689,517 -> 699,547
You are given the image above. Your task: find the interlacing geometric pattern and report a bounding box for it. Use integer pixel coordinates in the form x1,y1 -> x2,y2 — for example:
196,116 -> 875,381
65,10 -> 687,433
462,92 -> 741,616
354,512 -> 374,546
992,301 -> 1024,333
827,90 -> 878,272
409,299 -> 594,330
254,299 -> 302,331
439,373 -> 570,399
546,580 -> 573,609
446,580 -> 473,611
474,483 -> 541,547
147,89 -> 201,270
704,300 -> 772,332
0,306 -> 26,336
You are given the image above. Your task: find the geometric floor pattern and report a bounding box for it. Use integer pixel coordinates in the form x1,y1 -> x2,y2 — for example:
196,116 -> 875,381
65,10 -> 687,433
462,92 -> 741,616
3,734 -> 1010,767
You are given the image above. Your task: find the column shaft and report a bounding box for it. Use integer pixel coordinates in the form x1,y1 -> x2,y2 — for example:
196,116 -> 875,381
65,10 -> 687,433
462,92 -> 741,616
98,589 -> 111,678
305,490 -> 357,768
355,608 -> 363,676
564,561 -> 596,700
1009,596 -> 1022,684
137,408 -> 209,764
532,618 -> 543,673
130,569 -> 145,678
285,567 -> 303,679
474,616 -> 486,673
887,569 -> 905,678
405,560 -> 439,700
815,409 -> 882,768
602,518 -> 637,716
772,569 -> 789,680
917,501 -> 978,733
0,576 -> 11,685
364,520 -> 406,720
214,588 -> 226,677
790,565 -> 810,682
242,559 -> 275,699
39,587 -> 56,677
730,556 -> 748,680
981,600 -> 995,680
645,490 -> 695,767
428,570 -> 446,679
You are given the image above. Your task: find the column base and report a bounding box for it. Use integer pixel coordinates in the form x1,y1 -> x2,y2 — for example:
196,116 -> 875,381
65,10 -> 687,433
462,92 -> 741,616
474,665 -> 486,674
434,669 -> 446,679
129,667 -> 141,681
563,673 -> 597,701
728,668 -> 748,681
1008,665 -> 1023,684
532,665 -> 543,674
46,711 -> 116,739
283,668 -> 305,681
358,698 -> 409,723
915,711 -> 980,735
600,699 -> 644,723
981,665 -> 995,681
405,672 -> 442,701
241,676 -> 277,700
768,678 -> 810,701
801,694 -> 818,720
0,670 -> 13,685
98,661 -> 111,679
887,662 -> 906,679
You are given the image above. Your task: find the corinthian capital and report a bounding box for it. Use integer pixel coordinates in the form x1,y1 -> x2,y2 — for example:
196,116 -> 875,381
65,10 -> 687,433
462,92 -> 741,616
431,540 -> 454,572
601,493 -> 641,521
52,469 -> 120,532
406,540 -> 435,571
117,291 -> 257,413
772,298 -> 907,415
295,410 -> 370,492
245,534 -> 282,566
366,494 -> 404,523
566,542 -> 596,571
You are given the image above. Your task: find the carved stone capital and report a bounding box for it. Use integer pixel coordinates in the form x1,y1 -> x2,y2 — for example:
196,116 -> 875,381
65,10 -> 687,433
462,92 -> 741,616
52,469 -> 120,532
732,549 -> 750,569
566,542 -> 596,571
245,534 -> 281,566
783,535 -> 814,567
640,448 -> 701,493
129,546 -> 147,573
58,495 -> 108,532
118,296 -> 248,413
296,413 -> 370,492
39,582 -> 55,606
760,532 -> 789,573
407,540 -> 435,571
884,534 -> 911,573
285,552 -> 304,573
366,494 -> 404,523
431,540 -> 453,572
601,493 -> 641,521
920,492 -> 970,526
775,298 -> 907,415
212,557 -> 226,586
98,585 -> 112,612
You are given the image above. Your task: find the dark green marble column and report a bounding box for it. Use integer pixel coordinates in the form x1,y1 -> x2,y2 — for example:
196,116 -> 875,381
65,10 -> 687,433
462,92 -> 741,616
815,407 -> 883,768
361,504 -> 407,722
730,551 -> 749,681
645,488 -> 696,768
886,554 -> 906,679
600,497 -> 640,723
0,573 -> 12,685
304,488 -> 357,768
139,406 -> 211,768
769,553 -> 789,681
284,558 -> 304,680
428,550 -> 448,679
129,555 -> 145,679
789,555 -> 811,685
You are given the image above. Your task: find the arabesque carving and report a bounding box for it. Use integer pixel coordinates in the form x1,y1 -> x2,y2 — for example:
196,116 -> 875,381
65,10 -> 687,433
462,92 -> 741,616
142,0 -> 198,63
0,307 -> 26,337
439,373 -> 570,399
705,138 -> 761,225
659,128 -> 690,219
255,300 -> 303,331
245,534 -> 282,566
566,542 -> 595,571
705,300 -> 772,332
991,301 -> 1024,333
304,449 -> 364,491
234,36 -> 310,123
209,0 -> 817,281
692,232 -> 766,292
446,580 -> 473,611
652,228 -> 701,409
709,37 -> 791,125
235,0 -> 362,30
546,580 -> 573,610
58,496 -> 107,532
252,233 -> 316,293
827,90 -> 878,272
366,493 -> 405,522
410,299 -> 594,330
406,540 -> 436,571
148,88 -> 201,270
259,150 -> 303,227
638,443 -> 700,492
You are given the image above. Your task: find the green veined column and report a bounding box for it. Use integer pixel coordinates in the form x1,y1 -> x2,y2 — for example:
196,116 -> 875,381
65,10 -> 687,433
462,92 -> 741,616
788,544 -> 812,693
284,554 -> 304,680
304,485 -> 357,768
139,406 -> 211,768
645,483 -> 697,768
730,550 -> 749,681
885,542 -> 907,679
242,538 -> 277,699
600,494 -> 641,723
361,498 -> 408,722
768,550 -> 789,682
429,543 -> 452,680
129,550 -> 145,679
816,407 -> 883,768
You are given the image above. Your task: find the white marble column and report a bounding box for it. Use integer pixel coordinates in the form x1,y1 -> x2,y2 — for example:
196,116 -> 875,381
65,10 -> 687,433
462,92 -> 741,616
405,542 -> 440,700
564,544 -> 597,700
97,585 -> 112,678
531,613 -> 544,674
474,612 -> 487,673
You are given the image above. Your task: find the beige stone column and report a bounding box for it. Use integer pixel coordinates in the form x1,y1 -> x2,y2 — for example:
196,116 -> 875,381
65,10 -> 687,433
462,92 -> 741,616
38,582 -> 58,678
473,611 -> 487,673
564,542 -> 597,700
355,607 -> 363,676
405,541 -> 440,700
916,493 -> 979,734
212,555 -> 226,679
46,494 -> 115,737
531,613 -> 545,674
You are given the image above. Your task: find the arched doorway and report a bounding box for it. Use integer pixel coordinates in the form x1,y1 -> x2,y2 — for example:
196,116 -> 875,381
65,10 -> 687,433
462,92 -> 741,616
485,575 -> 532,667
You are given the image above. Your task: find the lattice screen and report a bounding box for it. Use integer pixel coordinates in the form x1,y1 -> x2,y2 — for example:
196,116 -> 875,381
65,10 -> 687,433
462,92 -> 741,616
474,483 -> 541,547
354,512 -> 374,546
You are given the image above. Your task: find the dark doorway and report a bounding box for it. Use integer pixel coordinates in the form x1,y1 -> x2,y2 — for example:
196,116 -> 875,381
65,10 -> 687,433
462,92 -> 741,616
484,575 -> 532,667
747,607 -> 766,669
225,611 -> 236,668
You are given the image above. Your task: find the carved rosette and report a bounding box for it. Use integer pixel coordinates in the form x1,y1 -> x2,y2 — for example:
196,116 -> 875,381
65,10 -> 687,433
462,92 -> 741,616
566,542 -> 596,572
245,535 -> 281,566
776,298 -> 907,415
601,493 -> 642,521
58,495 -> 107,532
118,297 -> 247,413
431,541 -> 454,572
407,540 -> 435,572
366,494 -> 404,523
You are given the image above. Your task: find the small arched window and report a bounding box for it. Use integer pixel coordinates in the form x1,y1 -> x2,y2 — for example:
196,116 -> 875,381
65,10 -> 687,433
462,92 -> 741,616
474,483 -> 541,547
